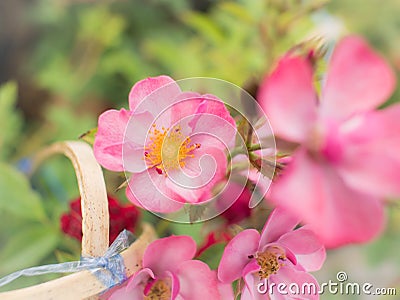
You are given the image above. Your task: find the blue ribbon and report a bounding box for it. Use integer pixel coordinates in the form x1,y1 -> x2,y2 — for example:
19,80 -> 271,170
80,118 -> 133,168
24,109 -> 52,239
0,230 -> 133,289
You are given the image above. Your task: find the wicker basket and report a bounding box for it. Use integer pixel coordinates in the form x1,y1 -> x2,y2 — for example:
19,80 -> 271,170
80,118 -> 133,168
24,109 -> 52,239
0,141 -> 156,300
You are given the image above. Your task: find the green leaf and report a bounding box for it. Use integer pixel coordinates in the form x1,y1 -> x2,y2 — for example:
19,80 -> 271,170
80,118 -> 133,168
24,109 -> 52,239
77,6 -> 126,47
169,222 -> 203,244
79,127 -> 98,146
0,81 -> 22,160
181,12 -> 224,45
0,82 -> 17,111
54,250 -> 79,264
45,105 -> 95,141
0,225 -> 59,275
0,163 -> 46,221
219,2 -> 254,24
197,242 -> 226,270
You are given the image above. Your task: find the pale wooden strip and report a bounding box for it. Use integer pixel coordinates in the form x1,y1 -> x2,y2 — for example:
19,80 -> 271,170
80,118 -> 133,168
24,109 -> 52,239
32,141 -> 109,257
0,224 -> 156,300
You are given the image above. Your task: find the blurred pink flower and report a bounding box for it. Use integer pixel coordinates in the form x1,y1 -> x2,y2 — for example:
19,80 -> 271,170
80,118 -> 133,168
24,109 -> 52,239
216,154 -> 272,225
94,76 -> 236,213
258,36 -> 400,247
218,208 -> 325,299
219,181 -> 253,224
108,235 -> 227,300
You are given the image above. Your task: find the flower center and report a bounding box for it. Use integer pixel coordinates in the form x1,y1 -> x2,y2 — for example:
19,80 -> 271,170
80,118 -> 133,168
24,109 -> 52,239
256,246 -> 286,279
144,124 -> 200,174
144,280 -> 171,300
307,120 -> 344,163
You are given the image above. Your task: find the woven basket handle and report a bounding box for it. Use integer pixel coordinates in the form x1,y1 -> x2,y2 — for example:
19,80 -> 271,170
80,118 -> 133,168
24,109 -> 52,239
34,141 -> 109,257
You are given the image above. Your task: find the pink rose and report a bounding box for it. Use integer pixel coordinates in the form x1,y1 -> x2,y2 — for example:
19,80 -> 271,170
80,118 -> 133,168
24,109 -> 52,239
94,76 -> 236,213
259,36 -> 400,247
108,235 -> 228,300
218,208 -> 325,299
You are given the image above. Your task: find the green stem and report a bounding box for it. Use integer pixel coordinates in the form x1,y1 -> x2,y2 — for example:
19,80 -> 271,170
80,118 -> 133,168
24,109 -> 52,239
228,144 -> 263,162
247,144 -> 262,152
246,123 -> 254,148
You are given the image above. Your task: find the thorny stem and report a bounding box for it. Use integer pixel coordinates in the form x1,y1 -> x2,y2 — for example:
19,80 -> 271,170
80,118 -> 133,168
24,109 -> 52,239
228,143 -> 287,180
228,144 -> 263,162
248,152 -> 285,180
246,122 -> 254,148
247,144 -> 262,152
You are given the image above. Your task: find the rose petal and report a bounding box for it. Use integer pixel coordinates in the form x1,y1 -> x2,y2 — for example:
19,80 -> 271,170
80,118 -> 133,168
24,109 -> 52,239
338,105 -> 400,197
176,260 -> 221,300
241,261 -> 265,300
171,92 -> 235,128
212,271 -> 235,300
269,265 -> 320,300
165,146 -> 227,204
258,55 -> 317,143
124,111 -> 154,147
339,143 -> 400,199
129,75 -> 181,115
321,36 -> 395,119
268,149 -> 385,248
218,229 -> 260,283
122,148 -> 148,173
94,109 -> 132,172
189,113 -> 237,150
259,208 -> 300,248
143,236 -> 197,275
164,271 -> 180,300
125,183 -> 145,209
195,94 -> 236,128
173,94 -> 236,150
259,243 -> 298,267
126,169 -> 184,213
108,268 -> 154,300
122,111 -> 156,173
170,91 -> 205,126
278,227 -> 326,272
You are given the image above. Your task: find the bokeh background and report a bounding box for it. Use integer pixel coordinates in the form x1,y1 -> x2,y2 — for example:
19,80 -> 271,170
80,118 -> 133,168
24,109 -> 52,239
1,0 -> 400,298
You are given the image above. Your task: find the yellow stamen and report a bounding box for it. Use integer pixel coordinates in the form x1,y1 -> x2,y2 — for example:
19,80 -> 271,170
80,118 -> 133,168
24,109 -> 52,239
144,124 -> 200,174
144,280 -> 171,300
256,246 -> 286,279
